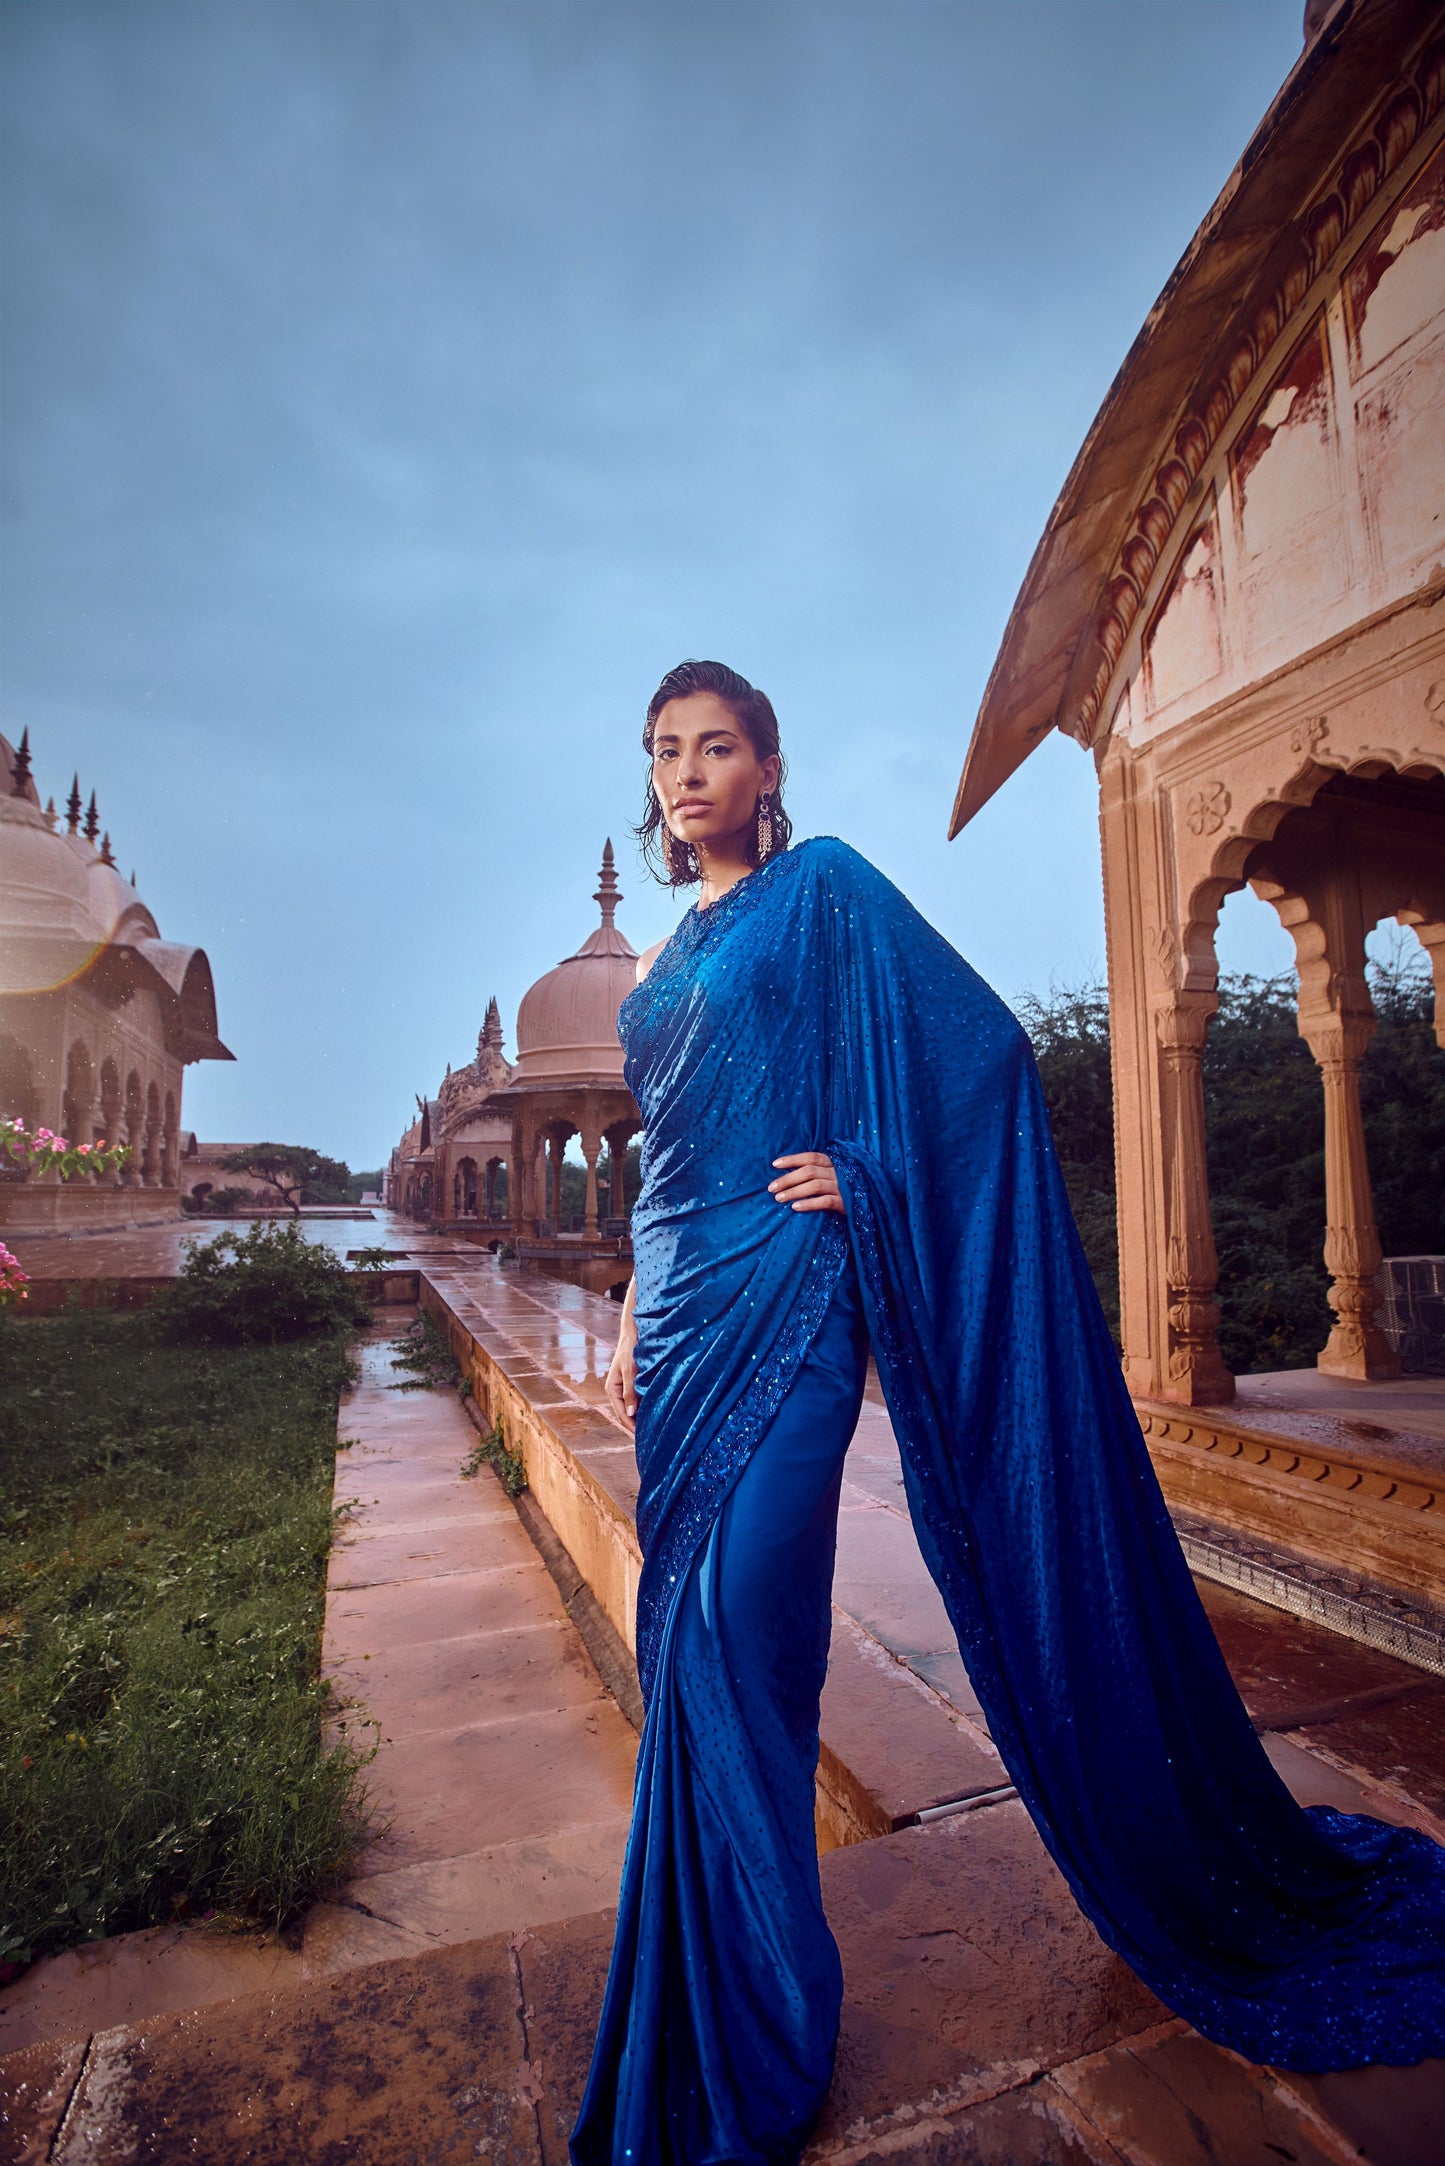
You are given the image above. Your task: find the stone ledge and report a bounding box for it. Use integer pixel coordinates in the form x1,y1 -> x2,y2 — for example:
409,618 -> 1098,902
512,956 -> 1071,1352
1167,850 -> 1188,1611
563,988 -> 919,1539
1136,1397 -> 1443,1606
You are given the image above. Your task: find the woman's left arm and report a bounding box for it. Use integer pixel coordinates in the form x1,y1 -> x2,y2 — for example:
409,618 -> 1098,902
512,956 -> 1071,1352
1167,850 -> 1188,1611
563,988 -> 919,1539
769,1151 -> 845,1214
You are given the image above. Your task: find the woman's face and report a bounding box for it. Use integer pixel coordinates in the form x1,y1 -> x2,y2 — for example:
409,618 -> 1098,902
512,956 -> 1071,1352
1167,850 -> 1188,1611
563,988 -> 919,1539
651,692 -> 780,856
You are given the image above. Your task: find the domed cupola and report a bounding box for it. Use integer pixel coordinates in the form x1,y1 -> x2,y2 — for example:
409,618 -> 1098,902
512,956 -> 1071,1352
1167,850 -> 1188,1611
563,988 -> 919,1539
514,842 -> 638,1083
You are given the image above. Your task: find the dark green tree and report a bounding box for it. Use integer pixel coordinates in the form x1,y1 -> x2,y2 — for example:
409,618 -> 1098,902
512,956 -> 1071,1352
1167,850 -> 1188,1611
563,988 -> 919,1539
217,1144 -> 352,1213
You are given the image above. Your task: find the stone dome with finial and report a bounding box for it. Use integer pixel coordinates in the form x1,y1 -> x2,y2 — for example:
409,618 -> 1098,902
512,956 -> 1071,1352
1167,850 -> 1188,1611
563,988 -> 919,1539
0,727 -> 231,1059
513,841 -> 638,1083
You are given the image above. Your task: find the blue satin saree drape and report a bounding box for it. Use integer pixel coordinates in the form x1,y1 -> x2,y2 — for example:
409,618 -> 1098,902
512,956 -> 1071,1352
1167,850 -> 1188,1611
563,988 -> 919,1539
570,839 -> 1445,2166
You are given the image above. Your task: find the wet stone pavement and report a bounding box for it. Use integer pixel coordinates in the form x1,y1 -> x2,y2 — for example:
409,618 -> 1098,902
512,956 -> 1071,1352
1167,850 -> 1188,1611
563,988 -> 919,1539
3,1241 -> 1444,2163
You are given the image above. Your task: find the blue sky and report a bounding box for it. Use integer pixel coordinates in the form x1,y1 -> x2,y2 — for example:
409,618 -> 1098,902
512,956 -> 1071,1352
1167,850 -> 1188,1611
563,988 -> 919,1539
2,0 -> 1308,1168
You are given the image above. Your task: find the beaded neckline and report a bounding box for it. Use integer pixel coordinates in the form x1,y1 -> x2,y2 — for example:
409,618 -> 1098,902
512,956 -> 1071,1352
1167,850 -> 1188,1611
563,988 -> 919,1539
617,846 -> 800,1051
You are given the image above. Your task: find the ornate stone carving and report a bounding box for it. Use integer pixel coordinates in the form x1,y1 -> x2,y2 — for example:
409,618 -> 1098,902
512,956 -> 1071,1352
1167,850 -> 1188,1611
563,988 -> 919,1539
1289,715 -> 1330,756
475,996 -> 511,1088
1068,35 -> 1445,745
1184,781 -> 1231,836
1147,924 -> 1177,986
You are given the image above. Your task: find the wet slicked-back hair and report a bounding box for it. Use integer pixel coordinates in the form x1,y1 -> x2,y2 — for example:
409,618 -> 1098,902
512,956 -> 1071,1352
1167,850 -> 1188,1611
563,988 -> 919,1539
638,659 -> 793,887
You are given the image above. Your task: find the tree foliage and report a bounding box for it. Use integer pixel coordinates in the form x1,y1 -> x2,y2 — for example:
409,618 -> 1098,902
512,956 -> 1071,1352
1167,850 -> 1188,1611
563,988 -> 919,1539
217,1144 -> 352,1212
1019,958 -> 1444,1376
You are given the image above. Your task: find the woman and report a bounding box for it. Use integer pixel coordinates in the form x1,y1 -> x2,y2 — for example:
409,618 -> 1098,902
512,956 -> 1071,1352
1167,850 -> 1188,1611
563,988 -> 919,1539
570,660 -> 1445,2166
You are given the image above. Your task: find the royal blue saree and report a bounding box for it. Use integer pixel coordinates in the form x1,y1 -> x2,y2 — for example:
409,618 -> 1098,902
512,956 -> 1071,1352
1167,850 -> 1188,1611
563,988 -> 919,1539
570,838 -> 1445,2166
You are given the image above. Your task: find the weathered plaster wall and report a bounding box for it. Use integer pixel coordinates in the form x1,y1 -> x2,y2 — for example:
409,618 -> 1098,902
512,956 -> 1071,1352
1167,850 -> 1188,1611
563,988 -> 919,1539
1120,140 -> 1445,752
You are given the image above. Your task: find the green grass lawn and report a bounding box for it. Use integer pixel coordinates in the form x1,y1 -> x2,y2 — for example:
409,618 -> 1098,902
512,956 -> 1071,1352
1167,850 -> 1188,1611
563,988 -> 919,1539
0,1304 -> 373,1976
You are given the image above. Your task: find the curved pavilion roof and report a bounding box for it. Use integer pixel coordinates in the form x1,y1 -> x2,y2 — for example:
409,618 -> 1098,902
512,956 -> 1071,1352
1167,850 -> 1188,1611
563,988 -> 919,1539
950,0 -> 1441,835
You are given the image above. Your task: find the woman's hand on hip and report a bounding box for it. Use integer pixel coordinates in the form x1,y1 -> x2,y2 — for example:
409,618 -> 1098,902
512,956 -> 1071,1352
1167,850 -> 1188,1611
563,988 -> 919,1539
769,1151 -> 845,1215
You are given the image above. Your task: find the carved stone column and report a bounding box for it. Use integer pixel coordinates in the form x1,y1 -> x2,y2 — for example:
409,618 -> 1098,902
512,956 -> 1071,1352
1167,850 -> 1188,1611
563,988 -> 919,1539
604,1121 -> 634,1220
1297,1008 -> 1400,1378
508,1120 -> 526,1235
142,1099 -> 161,1187
1157,996 -> 1234,1404
121,1103 -> 141,1186
582,1132 -> 601,1239
547,1132 -> 563,1231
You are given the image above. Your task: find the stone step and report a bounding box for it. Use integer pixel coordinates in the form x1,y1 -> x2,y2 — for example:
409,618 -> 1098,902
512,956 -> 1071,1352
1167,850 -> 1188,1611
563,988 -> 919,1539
7,1799 -> 1440,2166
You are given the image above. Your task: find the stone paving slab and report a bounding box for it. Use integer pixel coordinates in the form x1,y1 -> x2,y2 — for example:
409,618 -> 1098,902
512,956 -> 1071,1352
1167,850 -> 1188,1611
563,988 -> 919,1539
6,1802 -> 1442,2163
326,1557 -> 564,1651
332,1617 -> 602,1742
0,1904 -> 424,2070
1050,2026 -> 1368,2166
339,1820 -> 631,1951
325,1325 -> 638,1919
0,2037 -> 87,2166
347,1700 -> 637,1877
328,1514 -> 540,1589
15,1935 -> 537,2166
813,1805 -> 1166,2147
1289,1691 -> 1445,1826
1198,1580 -> 1434,1730
816,2080 -> 1125,2166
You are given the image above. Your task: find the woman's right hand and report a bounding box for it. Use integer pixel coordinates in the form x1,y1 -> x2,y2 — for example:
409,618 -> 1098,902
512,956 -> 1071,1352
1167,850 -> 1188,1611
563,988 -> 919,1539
606,1295 -> 639,1429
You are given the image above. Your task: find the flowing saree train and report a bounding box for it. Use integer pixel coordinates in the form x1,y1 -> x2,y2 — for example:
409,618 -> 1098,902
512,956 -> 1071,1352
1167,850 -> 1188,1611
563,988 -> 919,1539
570,839 -> 1445,2166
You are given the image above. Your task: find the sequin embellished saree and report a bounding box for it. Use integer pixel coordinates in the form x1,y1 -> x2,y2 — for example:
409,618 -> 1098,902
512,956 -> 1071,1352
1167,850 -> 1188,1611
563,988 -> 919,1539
570,838 -> 1445,2166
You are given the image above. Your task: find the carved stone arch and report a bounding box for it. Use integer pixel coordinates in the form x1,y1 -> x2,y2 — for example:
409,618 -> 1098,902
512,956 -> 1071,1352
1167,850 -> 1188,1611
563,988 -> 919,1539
455,1155 -> 478,1216
483,1154 -> 507,1217
1179,740 -> 1445,996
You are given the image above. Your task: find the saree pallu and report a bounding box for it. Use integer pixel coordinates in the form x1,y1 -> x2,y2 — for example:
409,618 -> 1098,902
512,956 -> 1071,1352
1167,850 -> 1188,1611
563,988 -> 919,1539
571,839 -> 1445,2166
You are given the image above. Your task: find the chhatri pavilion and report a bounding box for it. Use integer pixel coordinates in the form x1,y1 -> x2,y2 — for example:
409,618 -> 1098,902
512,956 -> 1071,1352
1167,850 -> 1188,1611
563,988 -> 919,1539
0,731 -> 232,1233
952,0 -> 1444,1634
385,842 -> 641,1292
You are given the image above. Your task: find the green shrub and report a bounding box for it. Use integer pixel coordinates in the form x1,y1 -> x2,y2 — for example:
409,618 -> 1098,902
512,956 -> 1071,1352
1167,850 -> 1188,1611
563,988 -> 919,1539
153,1220 -> 371,1346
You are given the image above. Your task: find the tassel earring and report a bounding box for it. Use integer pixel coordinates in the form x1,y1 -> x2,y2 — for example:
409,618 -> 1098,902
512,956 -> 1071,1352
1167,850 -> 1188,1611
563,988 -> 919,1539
756,793 -> 774,862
